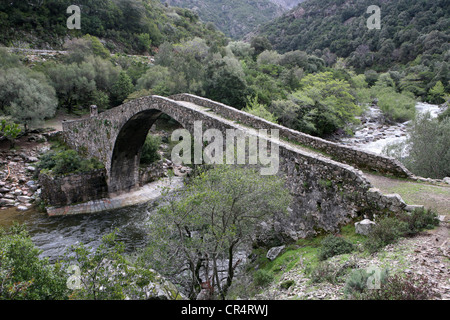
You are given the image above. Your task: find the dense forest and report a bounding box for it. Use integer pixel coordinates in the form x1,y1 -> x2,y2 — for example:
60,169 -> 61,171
0,0 -> 227,53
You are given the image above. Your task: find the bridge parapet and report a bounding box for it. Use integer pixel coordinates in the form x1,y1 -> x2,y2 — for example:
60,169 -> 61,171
170,93 -> 413,178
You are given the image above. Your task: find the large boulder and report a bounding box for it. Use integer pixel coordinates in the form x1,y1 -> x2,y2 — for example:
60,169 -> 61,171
266,245 -> 285,261
355,219 -> 376,236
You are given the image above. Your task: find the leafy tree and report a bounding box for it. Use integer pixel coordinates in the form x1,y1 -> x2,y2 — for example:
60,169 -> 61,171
243,95 -> 277,123
250,36 -> 273,58
405,114 -> 450,179
140,134 -> 161,165
111,72 -> 134,106
140,165 -> 292,300
0,224 -> 69,300
0,68 -> 57,130
204,56 -> 249,109
287,72 -> 361,136
65,231 -> 181,300
428,81 -> 446,104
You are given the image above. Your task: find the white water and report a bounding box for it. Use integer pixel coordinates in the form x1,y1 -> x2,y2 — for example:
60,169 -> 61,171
340,102 -> 444,155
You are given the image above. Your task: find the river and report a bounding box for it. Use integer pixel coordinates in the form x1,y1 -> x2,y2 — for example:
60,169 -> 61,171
0,185 -> 170,262
339,102 -> 444,154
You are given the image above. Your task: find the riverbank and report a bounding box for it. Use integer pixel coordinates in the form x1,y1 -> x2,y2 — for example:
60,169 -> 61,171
254,221 -> 449,300
46,176 -> 184,216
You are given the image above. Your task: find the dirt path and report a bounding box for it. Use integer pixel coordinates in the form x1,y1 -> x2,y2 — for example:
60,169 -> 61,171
364,172 -> 450,216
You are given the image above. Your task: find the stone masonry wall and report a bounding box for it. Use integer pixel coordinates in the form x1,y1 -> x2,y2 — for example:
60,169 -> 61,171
39,169 -> 108,207
170,94 -> 413,178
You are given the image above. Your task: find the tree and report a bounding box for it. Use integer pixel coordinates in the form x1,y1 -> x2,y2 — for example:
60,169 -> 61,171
428,81 -> 446,104
204,56 -> 249,109
250,36 -> 272,58
0,224 -> 69,300
405,114 -> 450,179
140,165 -> 292,300
111,72 -> 134,106
0,68 -> 57,130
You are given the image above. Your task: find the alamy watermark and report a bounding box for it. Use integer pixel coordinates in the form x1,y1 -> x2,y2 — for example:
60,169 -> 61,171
367,5 -> 381,30
171,121 -> 280,176
67,5 -> 81,30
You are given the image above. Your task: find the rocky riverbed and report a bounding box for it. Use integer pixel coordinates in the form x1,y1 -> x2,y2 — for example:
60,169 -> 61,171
338,102 -> 446,154
0,139 -> 48,211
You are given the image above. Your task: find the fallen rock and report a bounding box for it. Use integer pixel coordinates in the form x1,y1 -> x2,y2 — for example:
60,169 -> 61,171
267,245 -> 286,261
355,219 -> 376,236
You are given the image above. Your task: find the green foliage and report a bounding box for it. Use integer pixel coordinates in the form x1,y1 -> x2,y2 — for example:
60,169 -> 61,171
259,0 -> 449,71
0,119 -> 22,148
428,81 -> 446,104
386,113 -> 450,179
140,134 -> 161,165
140,165 -> 292,299
280,279 -> 295,290
243,96 -> 277,123
376,87 -> 416,122
111,72 -> 134,106
364,217 -> 408,254
317,235 -> 354,261
344,268 -> 389,297
65,230 -> 182,300
37,149 -> 104,176
253,269 -> 274,288
0,0 -> 226,54
0,224 -> 69,300
0,67 -> 57,128
397,209 -> 440,236
271,71 -> 361,137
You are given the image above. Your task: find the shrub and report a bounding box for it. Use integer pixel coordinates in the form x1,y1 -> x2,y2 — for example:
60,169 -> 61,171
140,134 -> 161,165
310,262 -> 337,284
0,224 -> 69,300
364,217 -> 408,253
344,268 -> 389,298
280,280 -> 295,290
398,209 -> 440,236
253,269 -> 274,288
318,235 -> 354,261
360,274 -> 435,300
37,149 -> 104,176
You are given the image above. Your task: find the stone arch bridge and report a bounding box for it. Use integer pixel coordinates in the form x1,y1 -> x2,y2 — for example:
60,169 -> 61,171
62,94 -> 412,238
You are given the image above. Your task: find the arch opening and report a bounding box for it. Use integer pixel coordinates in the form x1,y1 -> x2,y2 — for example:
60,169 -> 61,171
108,109 -> 183,195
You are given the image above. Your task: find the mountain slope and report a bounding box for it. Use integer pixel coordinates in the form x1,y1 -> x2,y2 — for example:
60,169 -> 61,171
162,0 -> 305,39
0,0 -> 227,53
257,0 -> 449,70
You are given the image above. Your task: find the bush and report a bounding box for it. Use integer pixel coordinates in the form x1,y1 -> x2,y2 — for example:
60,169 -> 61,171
253,269 -> 274,288
280,280 -> 295,290
398,209 -> 440,236
37,149 -> 104,176
0,224 -> 69,300
364,217 -> 408,253
360,274 -> 435,300
344,268 -> 389,298
318,235 -> 354,261
376,87 -> 416,122
140,134 -> 161,165
309,262 -> 338,284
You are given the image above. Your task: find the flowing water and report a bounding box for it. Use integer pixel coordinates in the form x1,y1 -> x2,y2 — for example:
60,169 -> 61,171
0,183 -> 170,262
339,102 -> 444,154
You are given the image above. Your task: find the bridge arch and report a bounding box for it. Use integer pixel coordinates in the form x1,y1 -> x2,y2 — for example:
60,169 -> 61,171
62,95 -> 196,195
